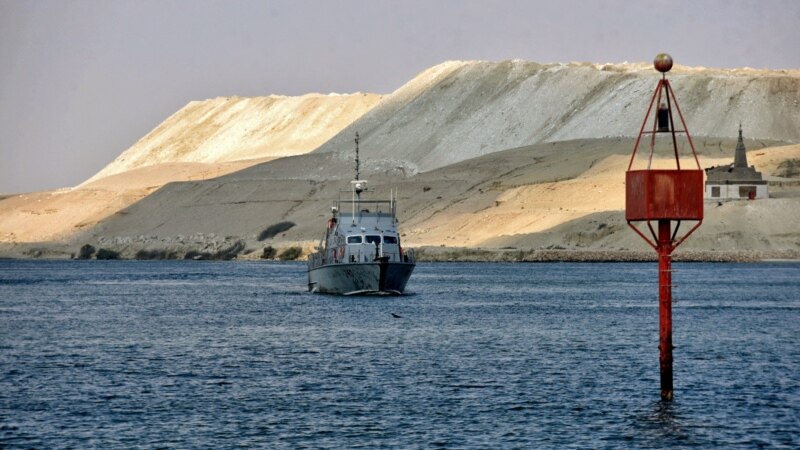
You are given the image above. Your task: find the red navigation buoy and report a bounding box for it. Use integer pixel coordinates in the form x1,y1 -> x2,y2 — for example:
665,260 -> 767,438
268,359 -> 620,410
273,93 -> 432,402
626,54 -> 703,401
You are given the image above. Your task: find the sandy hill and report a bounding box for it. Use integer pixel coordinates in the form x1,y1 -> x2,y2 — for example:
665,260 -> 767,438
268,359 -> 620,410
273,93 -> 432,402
86,93 -> 383,183
313,60 -> 800,172
34,138 -> 794,261
0,93 -> 382,244
0,159 -> 265,243
1,59 -> 799,259
92,60 -> 800,183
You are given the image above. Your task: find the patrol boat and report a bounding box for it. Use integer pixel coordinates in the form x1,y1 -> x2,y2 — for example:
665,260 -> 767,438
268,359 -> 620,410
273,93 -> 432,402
307,134 -> 415,295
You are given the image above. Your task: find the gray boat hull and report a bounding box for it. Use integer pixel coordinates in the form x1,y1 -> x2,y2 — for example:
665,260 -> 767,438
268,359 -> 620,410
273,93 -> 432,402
308,261 -> 415,295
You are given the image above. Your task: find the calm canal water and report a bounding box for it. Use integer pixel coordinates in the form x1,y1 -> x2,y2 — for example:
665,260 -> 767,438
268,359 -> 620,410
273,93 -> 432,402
1,260 -> 798,448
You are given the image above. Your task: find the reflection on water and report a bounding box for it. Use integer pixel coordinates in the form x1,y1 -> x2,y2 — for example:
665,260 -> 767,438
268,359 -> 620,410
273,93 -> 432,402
645,400 -> 688,443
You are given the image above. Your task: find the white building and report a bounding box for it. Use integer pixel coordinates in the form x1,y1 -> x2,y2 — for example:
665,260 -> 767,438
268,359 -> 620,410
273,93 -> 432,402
705,125 -> 768,200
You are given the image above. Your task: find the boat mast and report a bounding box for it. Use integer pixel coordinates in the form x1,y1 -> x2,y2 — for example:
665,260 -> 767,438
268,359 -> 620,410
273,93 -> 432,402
352,132 -> 360,224
355,132 -> 360,181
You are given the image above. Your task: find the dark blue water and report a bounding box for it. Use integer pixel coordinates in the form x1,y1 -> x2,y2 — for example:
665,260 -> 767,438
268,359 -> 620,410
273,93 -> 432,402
1,260 -> 798,448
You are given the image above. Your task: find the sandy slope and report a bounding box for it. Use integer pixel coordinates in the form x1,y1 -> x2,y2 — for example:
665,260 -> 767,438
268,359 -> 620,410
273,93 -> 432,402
24,139 -> 789,261
1,91 -> 380,243
401,141 -> 800,250
313,61 -> 800,173
86,93 -> 383,183
0,159 -> 270,243
455,143 -> 800,251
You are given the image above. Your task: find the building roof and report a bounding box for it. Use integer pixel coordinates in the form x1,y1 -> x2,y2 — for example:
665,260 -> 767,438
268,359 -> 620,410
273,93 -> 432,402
733,123 -> 749,169
705,125 -> 765,184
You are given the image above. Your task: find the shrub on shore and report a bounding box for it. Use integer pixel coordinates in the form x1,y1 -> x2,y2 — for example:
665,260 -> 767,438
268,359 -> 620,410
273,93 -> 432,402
261,246 -> 277,259
77,244 -> 96,260
95,248 -> 120,260
278,246 -> 303,261
135,249 -> 178,260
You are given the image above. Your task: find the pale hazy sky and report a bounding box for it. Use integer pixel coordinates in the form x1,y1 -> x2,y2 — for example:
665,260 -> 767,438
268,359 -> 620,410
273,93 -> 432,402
1,0 -> 798,193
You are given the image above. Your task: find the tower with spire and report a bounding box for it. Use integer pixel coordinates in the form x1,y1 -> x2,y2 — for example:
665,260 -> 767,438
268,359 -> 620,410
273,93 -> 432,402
704,124 -> 768,200
733,123 -> 749,169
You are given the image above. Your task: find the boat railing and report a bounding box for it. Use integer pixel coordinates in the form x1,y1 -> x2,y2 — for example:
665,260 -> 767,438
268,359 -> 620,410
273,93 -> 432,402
308,252 -> 324,269
308,247 -> 416,268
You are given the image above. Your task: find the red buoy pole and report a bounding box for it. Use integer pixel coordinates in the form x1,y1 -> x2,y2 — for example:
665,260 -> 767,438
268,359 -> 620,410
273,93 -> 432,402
658,219 -> 674,400
626,54 -> 704,399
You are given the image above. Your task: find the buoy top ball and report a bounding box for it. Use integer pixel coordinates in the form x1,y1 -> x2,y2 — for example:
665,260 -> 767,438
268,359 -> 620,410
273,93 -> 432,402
654,53 -> 673,73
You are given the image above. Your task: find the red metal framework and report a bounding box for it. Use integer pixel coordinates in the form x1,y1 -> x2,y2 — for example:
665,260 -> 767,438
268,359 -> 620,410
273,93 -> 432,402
626,55 -> 703,401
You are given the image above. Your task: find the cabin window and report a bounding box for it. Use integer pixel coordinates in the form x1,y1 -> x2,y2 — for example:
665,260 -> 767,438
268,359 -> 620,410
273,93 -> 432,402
365,235 -> 381,244
347,235 -> 362,244
711,186 -> 720,197
383,236 -> 398,244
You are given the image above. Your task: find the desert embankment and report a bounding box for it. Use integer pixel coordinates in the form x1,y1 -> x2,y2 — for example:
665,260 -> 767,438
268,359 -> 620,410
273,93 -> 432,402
1,60 -> 799,260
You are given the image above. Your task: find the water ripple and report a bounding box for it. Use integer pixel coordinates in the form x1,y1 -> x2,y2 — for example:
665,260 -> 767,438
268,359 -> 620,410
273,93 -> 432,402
1,260 -> 798,448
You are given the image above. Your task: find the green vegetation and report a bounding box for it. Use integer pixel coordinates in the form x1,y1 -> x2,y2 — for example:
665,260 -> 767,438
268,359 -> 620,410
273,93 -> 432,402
261,246 -> 277,259
135,249 -> 178,260
77,244 -> 96,260
257,221 -> 296,241
278,246 -> 303,261
95,248 -> 120,260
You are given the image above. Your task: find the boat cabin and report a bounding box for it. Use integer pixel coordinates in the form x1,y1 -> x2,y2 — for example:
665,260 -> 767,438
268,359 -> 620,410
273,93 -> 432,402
313,181 -> 412,267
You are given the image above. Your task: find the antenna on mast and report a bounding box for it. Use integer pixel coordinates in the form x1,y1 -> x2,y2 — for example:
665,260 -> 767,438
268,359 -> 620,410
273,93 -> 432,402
354,132 -> 360,180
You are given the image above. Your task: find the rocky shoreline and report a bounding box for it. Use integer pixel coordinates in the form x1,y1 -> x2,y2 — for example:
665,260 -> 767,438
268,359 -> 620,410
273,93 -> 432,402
411,247 -> 800,263
2,239 -> 798,263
